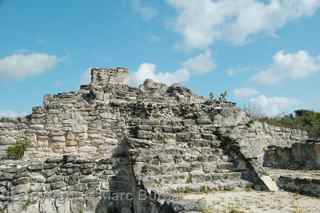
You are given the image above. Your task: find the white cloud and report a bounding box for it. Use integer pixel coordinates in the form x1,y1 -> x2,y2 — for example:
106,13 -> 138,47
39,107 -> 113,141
148,34 -> 161,43
132,0 -> 158,20
182,50 -> 216,74
249,95 -> 299,117
0,53 -> 59,80
253,50 -> 320,84
234,87 -> 259,98
0,111 -> 27,118
226,68 -> 242,77
129,63 -> 190,86
226,65 -> 253,77
52,81 -> 63,88
167,0 -> 320,49
80,68 -> 92,85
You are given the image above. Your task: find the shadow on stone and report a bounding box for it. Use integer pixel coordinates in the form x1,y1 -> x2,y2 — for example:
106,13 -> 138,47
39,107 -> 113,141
95,138 -> 176,213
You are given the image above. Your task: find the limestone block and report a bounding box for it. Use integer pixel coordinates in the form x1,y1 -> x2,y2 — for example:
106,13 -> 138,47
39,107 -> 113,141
79,145 -> 97,154
30,173 -> 46,183
0,136 -> 15,145
260,176 -> 279,192
51,136 -> 66,143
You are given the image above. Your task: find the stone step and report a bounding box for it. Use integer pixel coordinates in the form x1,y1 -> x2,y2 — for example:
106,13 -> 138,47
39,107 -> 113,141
139,146 -> 224,155
216,162 -> 235,170
141,172 -> 242,186
135,162 -> 235,176
128,137 -> 222,149
150,179 -> 252,194
134,151 -> 230,165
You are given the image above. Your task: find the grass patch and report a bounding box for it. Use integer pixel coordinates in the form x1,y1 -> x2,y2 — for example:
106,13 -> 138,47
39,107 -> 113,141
201,208 -> 212,213
228,209 -> 245,213
292,193 -> 304,213
200,185 -> 209,194
183,187 -> 193,194
244,185 -> 253,192
22,198 -> 32,210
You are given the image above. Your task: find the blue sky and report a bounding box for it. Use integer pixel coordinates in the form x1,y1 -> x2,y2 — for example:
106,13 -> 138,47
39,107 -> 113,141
1,0 -> 320,117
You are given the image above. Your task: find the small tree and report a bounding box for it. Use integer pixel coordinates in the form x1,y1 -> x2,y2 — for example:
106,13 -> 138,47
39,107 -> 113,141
209,92 -> 215,101
218,90 -> 228,102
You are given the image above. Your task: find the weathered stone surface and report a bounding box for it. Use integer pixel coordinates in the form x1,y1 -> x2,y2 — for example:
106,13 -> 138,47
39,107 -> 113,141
260,175 -> 279,192
264,140 -> 320,169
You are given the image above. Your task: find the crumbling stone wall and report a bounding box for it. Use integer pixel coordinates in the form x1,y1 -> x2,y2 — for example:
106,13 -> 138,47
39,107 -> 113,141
0,155 -> 112,213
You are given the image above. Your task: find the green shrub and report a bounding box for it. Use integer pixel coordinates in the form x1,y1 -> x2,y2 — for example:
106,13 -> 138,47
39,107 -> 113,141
22,198 -> 32,210
201,208 -> 212,213
6,139 -> 30,160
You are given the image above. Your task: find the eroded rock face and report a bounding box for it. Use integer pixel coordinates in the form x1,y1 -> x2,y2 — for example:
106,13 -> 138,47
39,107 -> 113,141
0,67 -> 313,212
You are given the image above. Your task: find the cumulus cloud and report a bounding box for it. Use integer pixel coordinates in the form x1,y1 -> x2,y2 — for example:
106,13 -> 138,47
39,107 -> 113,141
167,0 -> 320,49
0,53 -> 59,80
226,65 -> 253,77
234,87 -> 259,99
253,50 -> 320,84
0,111 -> 27,118
148,34 -> 161,43
182,50 -> 216,74
132,0 -> 158,20
80,68 -> 92,84
248,95 -> 299,117
129,63 -> 190,86
52,81 -> 63,88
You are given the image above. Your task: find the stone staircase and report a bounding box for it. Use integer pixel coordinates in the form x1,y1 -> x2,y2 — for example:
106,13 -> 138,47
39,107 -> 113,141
138,159 -> 250,194
129,119 -> 252,196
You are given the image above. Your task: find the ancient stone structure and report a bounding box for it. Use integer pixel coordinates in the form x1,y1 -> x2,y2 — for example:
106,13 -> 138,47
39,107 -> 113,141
0,67 -> 319,213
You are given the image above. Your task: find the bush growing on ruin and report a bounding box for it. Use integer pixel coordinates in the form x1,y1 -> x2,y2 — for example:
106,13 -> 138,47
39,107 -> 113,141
6,139 -> 31,160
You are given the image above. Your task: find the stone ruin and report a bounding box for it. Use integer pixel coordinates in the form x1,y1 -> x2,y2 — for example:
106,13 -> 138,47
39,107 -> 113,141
0,67 -> 319,213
